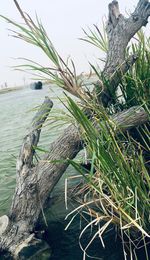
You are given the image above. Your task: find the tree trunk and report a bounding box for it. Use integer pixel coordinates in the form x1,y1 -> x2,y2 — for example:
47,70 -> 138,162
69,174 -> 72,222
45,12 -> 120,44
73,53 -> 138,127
0,102 -> 148,258
0,0 -> 150,258
100,0 -> 150,106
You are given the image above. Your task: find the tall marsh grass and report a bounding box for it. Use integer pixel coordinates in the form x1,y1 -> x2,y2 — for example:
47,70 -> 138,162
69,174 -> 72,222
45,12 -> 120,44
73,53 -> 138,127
65,29 -> 150,258
65,97 -> 149,259
1,2 -> 150,259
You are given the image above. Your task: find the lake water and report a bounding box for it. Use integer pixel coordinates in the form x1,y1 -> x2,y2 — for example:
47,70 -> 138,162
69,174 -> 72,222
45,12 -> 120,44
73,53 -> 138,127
0,85 -> 65,214
0,86 -> 126,259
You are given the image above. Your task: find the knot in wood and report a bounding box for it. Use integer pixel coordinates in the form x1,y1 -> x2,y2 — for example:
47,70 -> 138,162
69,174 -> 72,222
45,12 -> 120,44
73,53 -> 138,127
28,182 -> 37,193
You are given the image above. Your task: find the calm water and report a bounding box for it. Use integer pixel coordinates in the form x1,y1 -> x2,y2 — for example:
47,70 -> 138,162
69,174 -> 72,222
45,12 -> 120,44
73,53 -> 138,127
0,85 -> 66,214
0,87 -> 125,259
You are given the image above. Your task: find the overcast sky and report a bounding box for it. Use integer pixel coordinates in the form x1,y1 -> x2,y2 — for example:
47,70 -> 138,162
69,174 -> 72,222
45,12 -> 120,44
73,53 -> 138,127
0,0 -> 149,87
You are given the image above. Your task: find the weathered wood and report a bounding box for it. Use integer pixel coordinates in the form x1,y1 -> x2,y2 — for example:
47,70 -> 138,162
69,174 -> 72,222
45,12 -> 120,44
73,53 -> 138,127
9,125 -> 82,229
0,216 -> 9,235
96,54 -> 138,106
0,97 -> 53,258
0,0 -> 150,258
100,0 -> 150,106
112,106 -> 149,130
0,102 -> 149,258
104,0 -> 150,77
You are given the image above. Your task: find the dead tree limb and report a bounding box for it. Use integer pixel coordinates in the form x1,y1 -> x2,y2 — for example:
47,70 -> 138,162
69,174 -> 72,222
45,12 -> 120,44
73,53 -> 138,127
0,97 -> 53,259
96,54 -> 138,106
0,101 -> 149,258
0,0 -> 150,259
99,0 -> 150,106
105,0 -> 150,77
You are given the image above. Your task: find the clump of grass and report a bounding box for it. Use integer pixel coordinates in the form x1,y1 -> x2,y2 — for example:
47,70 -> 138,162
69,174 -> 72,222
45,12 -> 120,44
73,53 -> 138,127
81,25 -> 150,113
65,96 -> 150,259
1,2 -> 149,259
121,30 -> 150,110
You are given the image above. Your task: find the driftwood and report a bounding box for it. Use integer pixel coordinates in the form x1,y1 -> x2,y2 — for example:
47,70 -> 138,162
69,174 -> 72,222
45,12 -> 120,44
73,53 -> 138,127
0,0 -> 150,259
0,103 -> 148,258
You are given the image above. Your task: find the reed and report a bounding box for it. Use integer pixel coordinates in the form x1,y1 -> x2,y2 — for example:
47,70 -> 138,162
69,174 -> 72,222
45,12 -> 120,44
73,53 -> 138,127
1,3 -> 149,259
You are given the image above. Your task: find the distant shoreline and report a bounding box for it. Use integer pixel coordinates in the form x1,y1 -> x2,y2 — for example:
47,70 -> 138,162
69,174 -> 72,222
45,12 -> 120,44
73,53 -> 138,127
0,86 -> 24,95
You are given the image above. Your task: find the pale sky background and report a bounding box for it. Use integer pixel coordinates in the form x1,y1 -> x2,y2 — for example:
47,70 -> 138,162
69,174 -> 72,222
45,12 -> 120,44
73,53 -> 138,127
0,0 -> 149,87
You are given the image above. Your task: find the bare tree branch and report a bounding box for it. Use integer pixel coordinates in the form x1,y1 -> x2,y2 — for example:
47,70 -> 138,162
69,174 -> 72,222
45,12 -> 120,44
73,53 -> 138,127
99,0 -> 150,106
0,1 -> 149,258
0,103 -> 149,257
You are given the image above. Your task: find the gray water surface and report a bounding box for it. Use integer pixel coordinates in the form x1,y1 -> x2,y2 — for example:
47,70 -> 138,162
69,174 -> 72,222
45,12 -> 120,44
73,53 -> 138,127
0,85 -> 66,214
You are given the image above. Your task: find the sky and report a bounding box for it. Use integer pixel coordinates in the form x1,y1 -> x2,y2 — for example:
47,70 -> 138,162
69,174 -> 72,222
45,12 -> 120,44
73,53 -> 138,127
0,0 -> 149,87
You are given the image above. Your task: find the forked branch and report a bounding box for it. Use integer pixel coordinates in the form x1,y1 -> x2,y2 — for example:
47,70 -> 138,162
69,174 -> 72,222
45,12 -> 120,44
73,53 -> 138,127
99,0 -> 150,106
